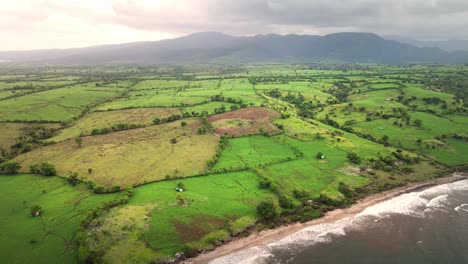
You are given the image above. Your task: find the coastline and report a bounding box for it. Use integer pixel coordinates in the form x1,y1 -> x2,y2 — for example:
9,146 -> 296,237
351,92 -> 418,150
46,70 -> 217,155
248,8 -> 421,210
185,172 -> 467,264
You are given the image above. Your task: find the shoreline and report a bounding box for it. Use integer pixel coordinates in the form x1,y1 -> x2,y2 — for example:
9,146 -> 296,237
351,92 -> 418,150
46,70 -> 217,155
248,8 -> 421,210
185,172 -> 467,264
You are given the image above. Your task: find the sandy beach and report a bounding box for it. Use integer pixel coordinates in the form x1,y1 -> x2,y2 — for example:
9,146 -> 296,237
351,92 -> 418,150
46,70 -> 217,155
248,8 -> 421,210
185,172 -> 467,264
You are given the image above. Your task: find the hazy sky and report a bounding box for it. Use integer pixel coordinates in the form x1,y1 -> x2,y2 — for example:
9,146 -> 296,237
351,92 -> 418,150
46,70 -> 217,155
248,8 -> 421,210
2,0 -> 468,51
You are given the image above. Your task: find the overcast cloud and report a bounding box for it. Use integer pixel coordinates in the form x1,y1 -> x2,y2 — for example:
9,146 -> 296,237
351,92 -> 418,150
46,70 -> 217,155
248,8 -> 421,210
1,0 -> 468,50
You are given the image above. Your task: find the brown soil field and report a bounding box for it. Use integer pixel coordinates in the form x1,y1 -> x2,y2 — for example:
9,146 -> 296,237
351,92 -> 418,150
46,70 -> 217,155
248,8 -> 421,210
208,107 -> 281,137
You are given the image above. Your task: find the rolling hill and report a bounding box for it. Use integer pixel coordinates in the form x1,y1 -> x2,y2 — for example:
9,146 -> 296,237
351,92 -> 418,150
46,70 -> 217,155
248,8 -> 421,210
1,32 -> 467,64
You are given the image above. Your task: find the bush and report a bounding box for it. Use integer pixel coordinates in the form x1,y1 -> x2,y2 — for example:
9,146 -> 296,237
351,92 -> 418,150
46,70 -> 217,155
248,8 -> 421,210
278,194 -> 294,209
110,185 -> 121,192
30,162 -> 57,176
338,182 -> 353,198
93,185 -> 106,194
316,152 -> 324,159
347,152 -> 361,164
256,200 -> 278,221
67,172 -> 79,186
0,161 -> 21,174
30,204 -> 42,217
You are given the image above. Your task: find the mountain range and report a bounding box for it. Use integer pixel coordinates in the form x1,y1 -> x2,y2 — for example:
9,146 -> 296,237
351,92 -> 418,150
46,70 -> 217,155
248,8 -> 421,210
1,32 -> 467,65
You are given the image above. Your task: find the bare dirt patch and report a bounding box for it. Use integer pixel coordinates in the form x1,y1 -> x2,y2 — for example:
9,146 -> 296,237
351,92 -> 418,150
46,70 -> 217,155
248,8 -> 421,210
208,107 -> 281,137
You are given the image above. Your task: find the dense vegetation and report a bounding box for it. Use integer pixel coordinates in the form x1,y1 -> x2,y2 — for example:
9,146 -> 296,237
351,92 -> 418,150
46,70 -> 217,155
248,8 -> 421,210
0,64 -> 466,263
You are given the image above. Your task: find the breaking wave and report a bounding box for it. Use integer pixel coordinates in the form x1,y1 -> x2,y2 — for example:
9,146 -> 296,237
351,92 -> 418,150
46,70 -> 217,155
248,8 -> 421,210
209,179 -> 468,264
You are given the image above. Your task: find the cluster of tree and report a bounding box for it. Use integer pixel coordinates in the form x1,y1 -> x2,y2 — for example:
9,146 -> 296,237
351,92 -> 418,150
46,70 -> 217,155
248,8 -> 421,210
153,114 -> 182,125
91,123 -> 143,135
210,95 -> 246,106
30,162 -> 57,176
9,126 -> 58,155
436,133 -> 468,142
266,89 -> 319,118
0,161 -> 21,174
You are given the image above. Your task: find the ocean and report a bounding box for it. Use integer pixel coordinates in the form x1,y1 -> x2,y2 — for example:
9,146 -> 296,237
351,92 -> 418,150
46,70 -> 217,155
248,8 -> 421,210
210,179 -> 468,264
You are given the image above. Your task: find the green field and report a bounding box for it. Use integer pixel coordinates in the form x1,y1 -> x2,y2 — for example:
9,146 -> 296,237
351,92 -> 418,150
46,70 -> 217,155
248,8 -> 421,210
0,83 -> 121,122
0,174 -> 117,263
0,64 -> 466,263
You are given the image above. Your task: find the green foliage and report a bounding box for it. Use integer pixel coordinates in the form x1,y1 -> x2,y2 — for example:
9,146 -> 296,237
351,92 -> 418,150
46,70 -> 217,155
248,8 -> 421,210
75,137 -> 83,147
67,172 -> 79,186
30,204 -> 42,217
0,161 -> 21,174
347,152 -> 362,164
93,185 -> 106,194
256,200 -> 278,221
316,152 -> 324,159
176,182 -> 185,190
30,162 -> 57,176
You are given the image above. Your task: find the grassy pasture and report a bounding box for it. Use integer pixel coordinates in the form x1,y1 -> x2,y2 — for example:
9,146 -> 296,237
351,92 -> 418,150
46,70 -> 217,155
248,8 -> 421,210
96,89 -> 210,110
49,108 -> 181,142
220,78 -> 264,105
0,174 -> 117,264
132,80 -> 191,90
0,83 -> 121,122
258,158 -> 369,199
182,101 -> 237,115
14,118 -> 219,187
211,135 -> 298,172
208,106 -> 281,137
85,171 -> 274,262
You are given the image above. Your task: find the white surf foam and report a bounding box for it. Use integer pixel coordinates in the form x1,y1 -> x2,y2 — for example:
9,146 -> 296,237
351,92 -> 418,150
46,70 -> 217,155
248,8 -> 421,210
209,179 -> 468,264
454,204 -> 468,213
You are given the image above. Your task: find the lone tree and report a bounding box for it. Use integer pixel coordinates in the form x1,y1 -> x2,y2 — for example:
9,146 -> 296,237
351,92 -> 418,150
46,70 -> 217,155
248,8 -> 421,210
181,121 -> 187,127
177,182 -> 185,190
30,204 -> 42,217
413,119 -> 423,128
75,137 -> 83,147
0,161 -> 21,174
347,152 -> 361,164
256,200 -> 278,221
67,172 -> 79,186
316,152 -> 324,159
170,138 -> 177,144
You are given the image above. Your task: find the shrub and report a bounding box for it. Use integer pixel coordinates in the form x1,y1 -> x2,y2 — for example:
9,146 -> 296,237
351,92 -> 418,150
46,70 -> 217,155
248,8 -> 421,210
347,152 -> 361,164
181,121 -> 187,127
278,194 -> 294,209
67,172 -> 79,186
30,204 -> 42,217
93,185 -> 106,194
30,162 -> 57,176
316,152 -> 324,159
110,185 -> 121,192
0,161 -> 21,174
256,200 -> 278,221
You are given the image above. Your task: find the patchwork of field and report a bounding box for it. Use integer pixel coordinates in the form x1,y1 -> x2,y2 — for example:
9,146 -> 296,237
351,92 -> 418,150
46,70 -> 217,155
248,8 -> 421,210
0,64 -> 466,263
14,118 -> 219,187
49,108 -> 181,142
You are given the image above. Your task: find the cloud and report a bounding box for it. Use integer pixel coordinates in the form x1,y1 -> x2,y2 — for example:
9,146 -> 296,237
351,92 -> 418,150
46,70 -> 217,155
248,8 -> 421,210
0,0 -> 467,50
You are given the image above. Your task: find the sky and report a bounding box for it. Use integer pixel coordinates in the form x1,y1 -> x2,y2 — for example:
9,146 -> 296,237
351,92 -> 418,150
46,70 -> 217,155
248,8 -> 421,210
1,0 -> 468,51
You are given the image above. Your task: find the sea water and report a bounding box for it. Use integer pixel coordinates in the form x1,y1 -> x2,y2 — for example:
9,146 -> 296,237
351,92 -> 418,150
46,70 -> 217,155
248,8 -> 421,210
210,179 -> 468,264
